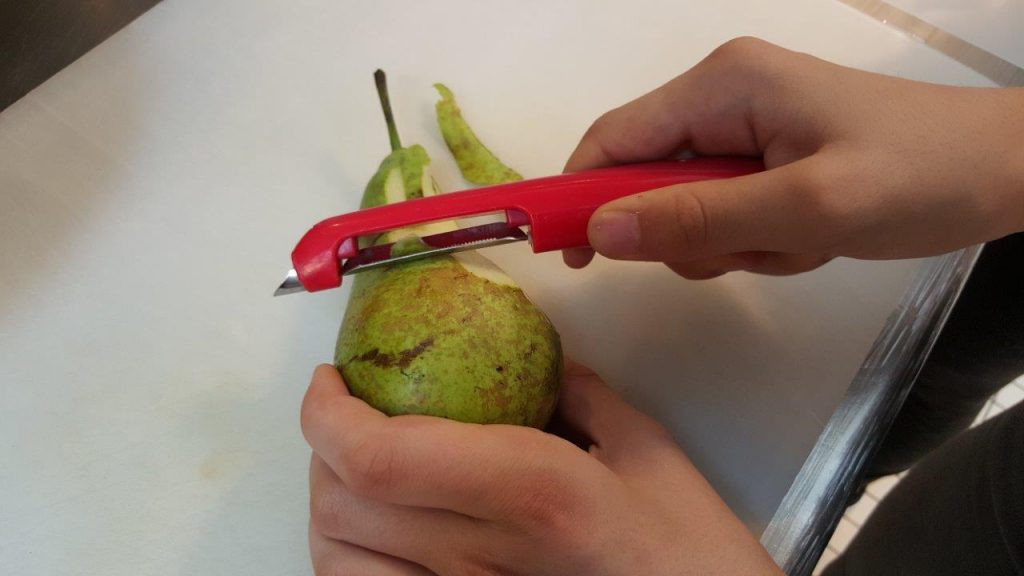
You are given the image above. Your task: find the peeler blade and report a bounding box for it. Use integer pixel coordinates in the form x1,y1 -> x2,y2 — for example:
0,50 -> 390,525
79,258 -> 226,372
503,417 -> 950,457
273,222 -> 529,296
274,268 -> 305,296
341,222 -> 528,276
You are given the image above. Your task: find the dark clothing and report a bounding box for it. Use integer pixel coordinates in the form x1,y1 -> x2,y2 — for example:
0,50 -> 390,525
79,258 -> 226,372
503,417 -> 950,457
823,402 -> 1024,575
824,233 -> 1024,576
867,233 -> 1024,479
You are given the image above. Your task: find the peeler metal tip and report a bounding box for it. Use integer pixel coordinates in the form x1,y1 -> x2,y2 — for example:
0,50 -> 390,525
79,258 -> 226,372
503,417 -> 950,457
273,269 -> 306,297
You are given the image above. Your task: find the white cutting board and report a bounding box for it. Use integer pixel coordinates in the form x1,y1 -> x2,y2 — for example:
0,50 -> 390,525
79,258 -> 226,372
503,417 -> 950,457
0,1 -> 992,574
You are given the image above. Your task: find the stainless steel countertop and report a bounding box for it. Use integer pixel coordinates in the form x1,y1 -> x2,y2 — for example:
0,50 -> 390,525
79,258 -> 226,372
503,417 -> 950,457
763,247 -> 982,574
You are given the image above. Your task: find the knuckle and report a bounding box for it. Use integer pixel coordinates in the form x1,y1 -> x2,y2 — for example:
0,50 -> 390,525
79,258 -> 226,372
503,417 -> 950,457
520,492 -> 570,531
778,253 -> 829,275
670,263 -> 724,280
581,111 -> 624,163
789,159 -> 855,249
706,36 -> 772,66
624,407 -> 678,446
309,490 -> 347,540
588,108 -> 621,137
701,37 -> 791,96
342,433 -> 399,498
580,111 -> 612,146
311,555 -> 336,576
311,552 -> 354,576
506,473 -> 594,548
454,552 -> 509,576
299,388 -> 322,435
668,192 -> 710,252
699,37 -> 796,114
641,417 -> 677,446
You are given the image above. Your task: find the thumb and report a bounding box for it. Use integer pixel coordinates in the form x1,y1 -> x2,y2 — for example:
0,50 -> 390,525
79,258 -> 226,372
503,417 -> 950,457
588,159 -> 827,262
556,359 -> 679,476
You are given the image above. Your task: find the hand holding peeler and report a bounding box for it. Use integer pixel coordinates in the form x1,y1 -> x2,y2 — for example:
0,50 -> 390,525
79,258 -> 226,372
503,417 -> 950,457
275,157 -> 763,296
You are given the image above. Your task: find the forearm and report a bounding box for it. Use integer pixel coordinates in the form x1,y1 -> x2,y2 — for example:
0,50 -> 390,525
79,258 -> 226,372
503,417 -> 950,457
963,86 -> 1024,239
995,88 -> 1024,235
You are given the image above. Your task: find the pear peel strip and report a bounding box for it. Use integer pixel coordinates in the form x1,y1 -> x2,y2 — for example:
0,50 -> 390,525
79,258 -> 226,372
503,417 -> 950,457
435,83 -> 524,185
382,167 -> 518,287
363,80 -> 523,287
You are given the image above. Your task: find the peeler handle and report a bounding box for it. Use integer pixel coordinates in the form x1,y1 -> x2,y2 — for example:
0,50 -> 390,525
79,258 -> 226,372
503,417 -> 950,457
506,157 -> 763,251
292,157 -> 763,291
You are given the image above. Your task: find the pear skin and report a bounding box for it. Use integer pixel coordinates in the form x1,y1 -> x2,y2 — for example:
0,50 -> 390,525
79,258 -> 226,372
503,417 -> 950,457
337,257 -> 561,427
435,83 -> 524,185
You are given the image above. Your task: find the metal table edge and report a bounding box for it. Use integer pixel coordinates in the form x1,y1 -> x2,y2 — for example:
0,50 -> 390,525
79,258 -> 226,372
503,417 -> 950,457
761,246 -> 983,575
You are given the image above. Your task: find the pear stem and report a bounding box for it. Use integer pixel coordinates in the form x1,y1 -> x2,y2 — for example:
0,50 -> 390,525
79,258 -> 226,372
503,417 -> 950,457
374,69 -> 402,152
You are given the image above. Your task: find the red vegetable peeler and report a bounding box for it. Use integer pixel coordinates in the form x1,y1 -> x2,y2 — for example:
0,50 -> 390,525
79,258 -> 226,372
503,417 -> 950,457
274,157 -> 763,295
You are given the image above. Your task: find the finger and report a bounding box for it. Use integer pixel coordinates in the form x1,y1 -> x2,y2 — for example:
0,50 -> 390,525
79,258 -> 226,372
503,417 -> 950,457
310,520 -> 435,576
564,37 -> 791,173
556,360 -> 680,478
556,361 -> 747,515
664,252 -> 770,280
664,251 -> 833,279
739,251 -> 834,275
301,365 -> 603,520
562,247 -> 596,268
309,454 -> 490,573
587,159 -> 842,262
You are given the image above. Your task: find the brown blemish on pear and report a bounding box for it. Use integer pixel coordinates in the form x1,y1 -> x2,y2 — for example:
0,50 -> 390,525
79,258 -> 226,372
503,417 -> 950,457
348,337 -> 436,370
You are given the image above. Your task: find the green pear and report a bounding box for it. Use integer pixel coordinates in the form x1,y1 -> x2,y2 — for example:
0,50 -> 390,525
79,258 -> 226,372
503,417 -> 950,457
334,70 -> 562,428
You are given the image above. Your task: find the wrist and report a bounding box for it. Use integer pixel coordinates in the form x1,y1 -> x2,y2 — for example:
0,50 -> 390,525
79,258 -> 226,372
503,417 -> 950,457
963,86 -> 1024,238
1012,99 -> 1024,235
996,88 -> 1024,235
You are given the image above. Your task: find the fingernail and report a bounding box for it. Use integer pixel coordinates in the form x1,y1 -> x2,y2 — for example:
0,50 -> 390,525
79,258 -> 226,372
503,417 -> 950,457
590,211 -> 640,258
